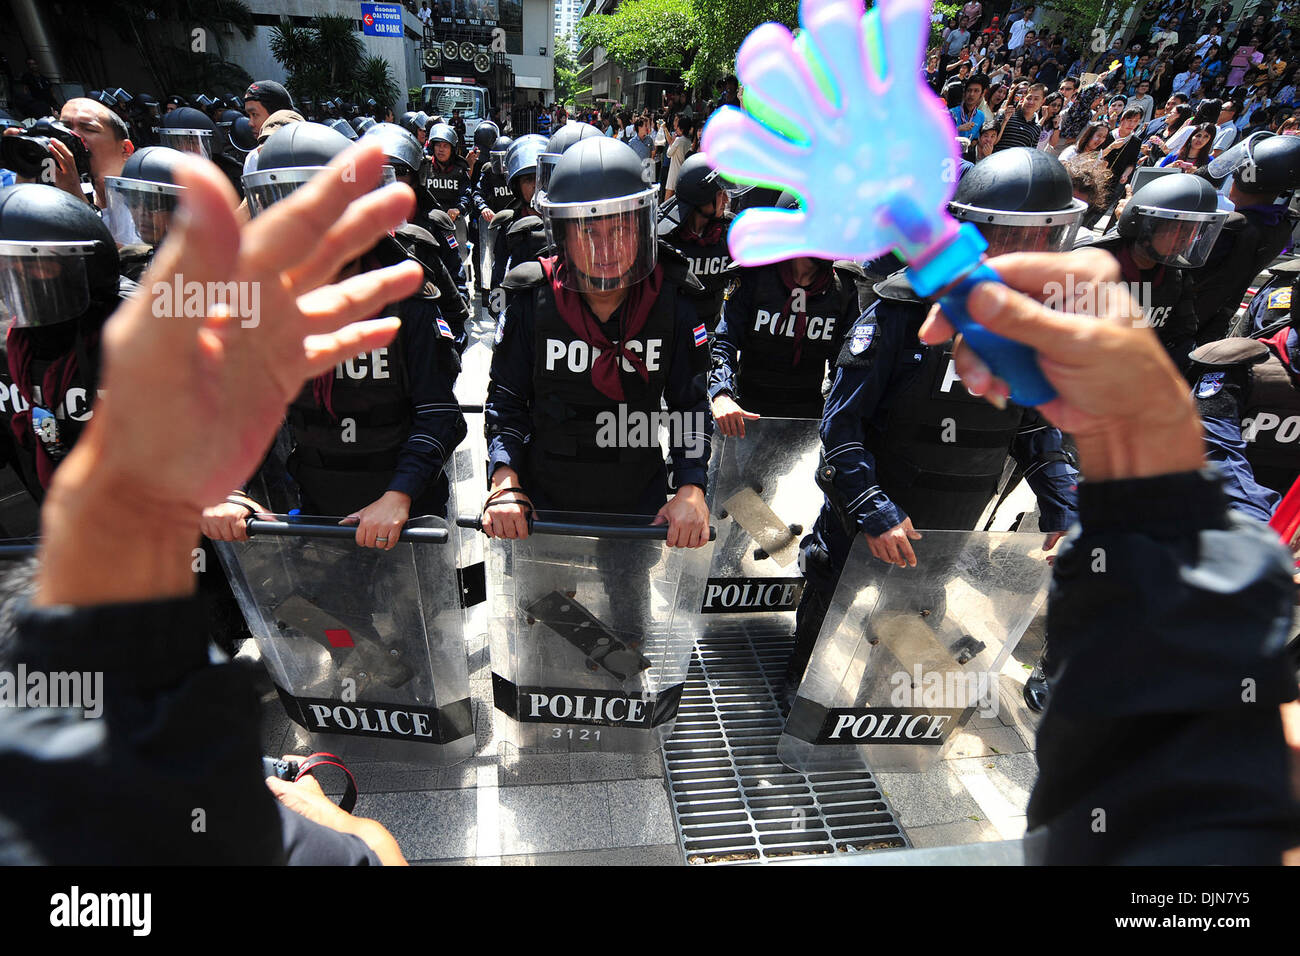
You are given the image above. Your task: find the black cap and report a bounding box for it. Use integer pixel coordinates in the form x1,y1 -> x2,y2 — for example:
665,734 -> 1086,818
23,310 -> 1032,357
243,80 -> 293,114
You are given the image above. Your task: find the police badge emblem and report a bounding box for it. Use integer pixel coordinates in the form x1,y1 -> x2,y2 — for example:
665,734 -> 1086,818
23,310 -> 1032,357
849,323 -> 876,355
1196,371 -> 1225,398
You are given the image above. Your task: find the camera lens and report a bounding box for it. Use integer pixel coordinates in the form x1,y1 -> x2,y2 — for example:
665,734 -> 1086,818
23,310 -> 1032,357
0,135 -> 52,179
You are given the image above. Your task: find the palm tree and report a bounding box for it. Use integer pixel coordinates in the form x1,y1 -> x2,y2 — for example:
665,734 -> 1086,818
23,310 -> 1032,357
351,55 -> 400,113
312,15 -> 365,92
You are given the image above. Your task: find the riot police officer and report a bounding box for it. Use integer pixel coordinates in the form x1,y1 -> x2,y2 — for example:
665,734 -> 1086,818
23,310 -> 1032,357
102,145 -> 188,279
205,122 -> 467,543
423,122 -> 473,279
0,183 -> 128,499
709,192 -> 863,430
482,136 -> 711,547
1189,299 -> 1300,525
1083,175 -> 1229,372
1236,258 -> 1300,338
362,121 -> 472,347
784,148 -> 1082,705
535,121 -> 604,200
1193,132 -> 1300,345
662,153 -> 734,332
472,126 -> 515,304
486,134 -> 550,301
156,106 -> 216,159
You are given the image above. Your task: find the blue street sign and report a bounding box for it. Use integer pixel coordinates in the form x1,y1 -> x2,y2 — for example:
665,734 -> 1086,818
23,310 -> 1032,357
361,2 -> 403,37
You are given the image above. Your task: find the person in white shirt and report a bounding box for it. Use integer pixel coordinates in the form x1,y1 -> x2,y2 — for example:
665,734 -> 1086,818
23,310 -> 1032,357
419,2 -> 432,23
664,114 -> 694,198
1212,101 -> 1239,155
1127,80 -> 1155,125
1194,27 -> 1224,61
1172,58 -> 1204,97
1008,7 -> 1036,51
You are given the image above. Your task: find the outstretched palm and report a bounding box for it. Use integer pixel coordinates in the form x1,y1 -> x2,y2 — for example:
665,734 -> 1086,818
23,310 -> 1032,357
701,0 -> 959,265
91,143 -> 424,514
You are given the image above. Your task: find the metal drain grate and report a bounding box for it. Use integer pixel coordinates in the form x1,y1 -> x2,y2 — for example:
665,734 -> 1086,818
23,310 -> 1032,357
665,623 -> 908,865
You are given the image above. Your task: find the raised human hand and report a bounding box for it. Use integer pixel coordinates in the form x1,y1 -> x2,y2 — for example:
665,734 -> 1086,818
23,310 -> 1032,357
701,0 -> 961,265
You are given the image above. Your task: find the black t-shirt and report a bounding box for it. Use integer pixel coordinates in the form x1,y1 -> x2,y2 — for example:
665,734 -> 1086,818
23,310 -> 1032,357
1101,132 -> 1142,188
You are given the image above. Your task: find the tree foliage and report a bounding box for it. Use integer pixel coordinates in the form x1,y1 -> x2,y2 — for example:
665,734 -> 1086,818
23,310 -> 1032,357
269,16 -> 399,110
577,0 -> 697,73
554,32 -> 582,105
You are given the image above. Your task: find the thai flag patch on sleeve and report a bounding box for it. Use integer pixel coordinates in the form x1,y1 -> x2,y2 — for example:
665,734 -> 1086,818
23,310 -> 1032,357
436,316 -> 454,339
693,323 -> 708,347
445,233 -> 457,248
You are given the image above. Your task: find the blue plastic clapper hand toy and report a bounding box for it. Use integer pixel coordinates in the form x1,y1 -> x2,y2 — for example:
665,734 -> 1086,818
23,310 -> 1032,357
701,0 -> 1057,405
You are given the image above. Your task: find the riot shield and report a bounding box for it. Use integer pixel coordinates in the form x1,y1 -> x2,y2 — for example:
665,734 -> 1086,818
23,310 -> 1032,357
217,515 -> 475,765
701,418 -> 823,624
474,512 -> 714,754
779,531 -> 1050,774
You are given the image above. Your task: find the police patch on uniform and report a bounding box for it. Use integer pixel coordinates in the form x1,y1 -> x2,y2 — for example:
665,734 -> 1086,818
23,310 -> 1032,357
849,323 -> 876,355
436,316 -> 454,339
693,323 -> 708,347
1196,371 -> 1225,398
445,233 -> 457,248
1267,287 -> 1292,310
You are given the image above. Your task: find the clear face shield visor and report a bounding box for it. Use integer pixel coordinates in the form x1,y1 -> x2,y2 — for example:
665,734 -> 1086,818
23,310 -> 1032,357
0,241 -> 95,328
154,128 -> 214,159
948,198 -> 1089,255
103,176 -> 185,248
1129,206 -> 1228,268
242,164 -> 396,217
541,188 -> 659,292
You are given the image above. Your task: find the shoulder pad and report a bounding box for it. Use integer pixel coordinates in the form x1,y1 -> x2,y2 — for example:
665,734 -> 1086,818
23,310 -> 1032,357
426,209 -> 454,232
1188,338 -> 1271,368
657,241 -> 705,293
836,307 -> 881,369
396,223 -> 438,247
491,207 -> 516,230
1268,256 -> 1300,275
507,214 -> 545,239
831,259 -> 867,279
502,260 -> 545,291
872,270 -> 922,303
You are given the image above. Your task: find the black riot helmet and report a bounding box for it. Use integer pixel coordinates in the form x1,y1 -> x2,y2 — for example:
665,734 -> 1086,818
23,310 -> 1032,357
428,122 -> 458,148
675,153 -> 728,220
351,115 -> 376,135
538,137 -> 659,292
1117,173 -> 1227,268
103,146 -> 188,248
473,120 -> 500,153
504,134 -> 547,203
157,106 -> 216,158
362,122 -> 424,178
489,134 -> 513,176
222,113 -> 258,154
399,110 -> 420,134
413,111 -> 431,133
0,183 -> 120,327
243,121 -> 391,216
1232,132 -> 1300,198
776,191 -> 801,209
536,121 -> 603,199
948,147 -> 1088,255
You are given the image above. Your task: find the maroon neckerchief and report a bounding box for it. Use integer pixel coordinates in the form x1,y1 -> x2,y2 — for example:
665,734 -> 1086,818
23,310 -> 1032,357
775,260 -> 832,367
1115,245 -> 1165,287
540,255 -> 663,401
678,219 -> 725,245
6,324 -> 92,489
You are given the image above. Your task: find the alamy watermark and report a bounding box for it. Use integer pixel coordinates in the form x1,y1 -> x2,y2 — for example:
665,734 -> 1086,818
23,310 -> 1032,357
151,273 -> 261,328
0,664 -> 102,718
594,405 -> 710,461
1042,276 -> 1167,329
889,665 -> 999,718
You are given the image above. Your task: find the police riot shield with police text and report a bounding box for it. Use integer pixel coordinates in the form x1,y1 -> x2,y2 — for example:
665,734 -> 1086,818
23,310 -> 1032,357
702,417 -> 823,625
217,514 -> 475,766
779,531 -> 1050,774
485,512 -> 714,753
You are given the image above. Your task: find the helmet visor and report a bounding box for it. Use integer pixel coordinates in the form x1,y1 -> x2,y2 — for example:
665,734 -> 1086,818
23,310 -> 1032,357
544,194 -> 659,292
534,152 -> 560,199
1129,206 -> 1228,268
104,176 -> 185,248
0,241 -> 93,328
489,148 -> 509,176
155,128 -> 213,159
243,165 -> 396,217
948,199 -> 1088,256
